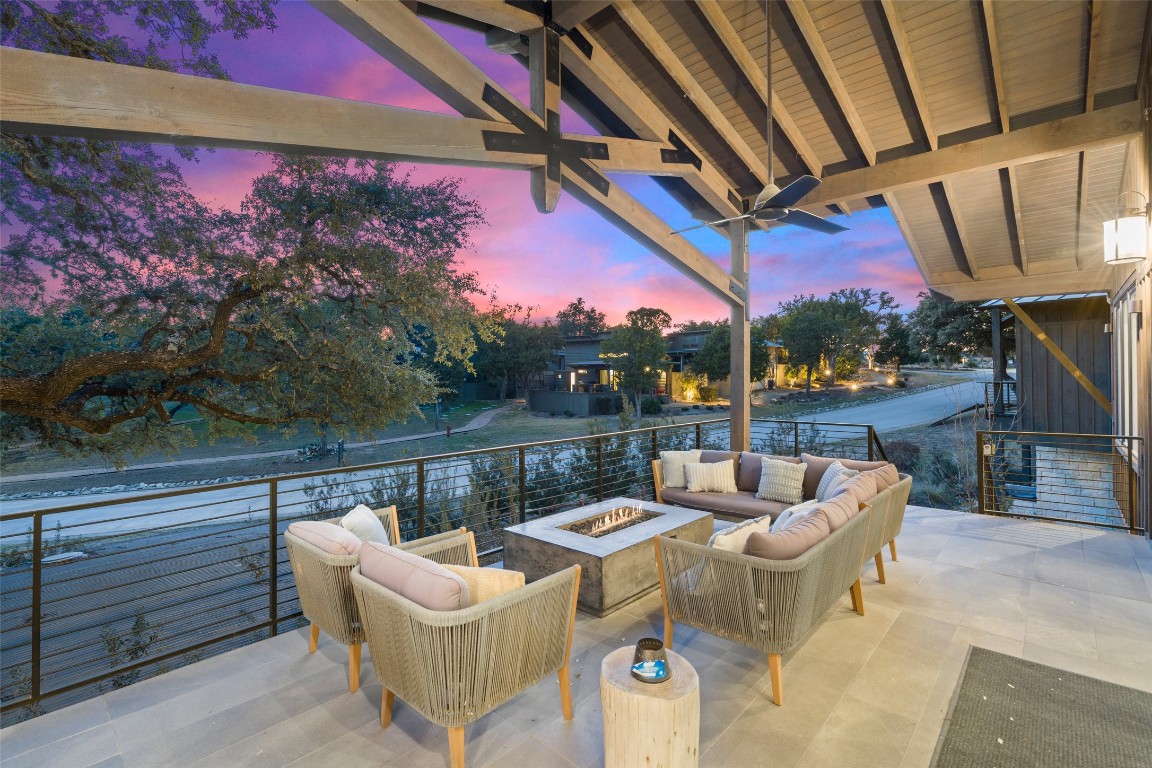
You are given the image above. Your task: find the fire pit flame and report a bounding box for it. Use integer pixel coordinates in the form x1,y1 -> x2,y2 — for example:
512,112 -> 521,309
559,505 -> 661,538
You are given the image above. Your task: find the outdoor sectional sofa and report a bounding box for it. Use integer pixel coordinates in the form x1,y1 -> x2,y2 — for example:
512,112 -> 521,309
651,451 -> 913,705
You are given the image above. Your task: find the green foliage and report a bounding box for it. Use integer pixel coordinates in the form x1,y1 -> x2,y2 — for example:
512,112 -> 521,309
599,307 -> 670,405
697,385 -> 718,402
555,297 -> 606,337
689,320 -> 773,385
2,153 -> 492,461
906,292 -> 996,365
777,295 -> 837,393
100,609 -> 161,690
874,312 -> 917,370
474,306 -> 561,400
640,397 -> 664,415
777,289 -> 896,390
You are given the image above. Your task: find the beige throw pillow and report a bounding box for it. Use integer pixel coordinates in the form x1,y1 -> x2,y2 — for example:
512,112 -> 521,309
444,565 -> 525,604
816,461 -> 860,502
660,449 -> 703,488
770,499 -> 822,532
708,514 -> 775,553
755,458 -> 806,505
684,460 -> 739,493
341,504 -> 391,545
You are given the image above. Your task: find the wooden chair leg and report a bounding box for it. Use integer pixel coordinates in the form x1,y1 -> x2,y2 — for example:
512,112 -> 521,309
768,653 -> 783,706
448,727 -> 465,768
663,614 -> 675,649
308,623 -> 319,653
889,539 -> 898,561
874,552 -> 887,584
348,643 -> 361,693
558,666 -> 574,720
850,578 -> 864,616
380,689 -> 395,729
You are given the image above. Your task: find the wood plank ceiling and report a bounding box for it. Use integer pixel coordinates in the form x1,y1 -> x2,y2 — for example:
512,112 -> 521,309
423,0 -> 1150,302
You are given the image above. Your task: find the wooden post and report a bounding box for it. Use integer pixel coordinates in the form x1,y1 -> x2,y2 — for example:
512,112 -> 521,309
729,217 -> 750,452
601,646 -> 699,767
528,26 -> 561,213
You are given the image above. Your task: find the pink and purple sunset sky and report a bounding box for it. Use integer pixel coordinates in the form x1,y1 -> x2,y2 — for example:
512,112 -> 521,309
176,3 -> 926,325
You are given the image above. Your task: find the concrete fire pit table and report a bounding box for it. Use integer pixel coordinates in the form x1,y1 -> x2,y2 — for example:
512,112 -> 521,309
503,497 -> 713,617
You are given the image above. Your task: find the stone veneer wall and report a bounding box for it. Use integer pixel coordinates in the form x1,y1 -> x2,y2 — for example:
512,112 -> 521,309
1008,445 -> 1128,527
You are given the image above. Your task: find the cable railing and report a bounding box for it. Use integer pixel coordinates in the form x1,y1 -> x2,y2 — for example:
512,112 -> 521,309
982,380 -> 1018,416
977,431 -> 1144,534
0,417 -> 880,725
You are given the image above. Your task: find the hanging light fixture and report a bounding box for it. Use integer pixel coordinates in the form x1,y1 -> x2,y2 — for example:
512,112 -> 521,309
1102,191 -> 1149,265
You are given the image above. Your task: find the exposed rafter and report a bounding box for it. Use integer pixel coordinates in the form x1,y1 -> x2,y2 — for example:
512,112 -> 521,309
528,26 -> 562,213
941,179 -> 980,279
612,2 -> 769,186
783,0 -> 877,166
1006,167 -> 1030,274
1074,0 -> 1105,268
804,101 -> 1143,206
551,1 -> 611,30
419,0 -> 539,33
693,0 -> 822,177
883,193 -> 933,284
879,0 -> 938,150
980,0 -> 1011,132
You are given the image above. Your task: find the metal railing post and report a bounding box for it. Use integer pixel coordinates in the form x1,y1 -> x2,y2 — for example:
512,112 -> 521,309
867,426 -> 875,461
518,446 -> 527,524
30,514 -> 42,709
976,431 -> 987,515
694,422 -> 702,448
268,480 -> 278,636
596,436 -> 604,501
416,460 -> 426,538
651,428 -> 658,459
793,421 -> 800,457
1128,437 -> 1138,535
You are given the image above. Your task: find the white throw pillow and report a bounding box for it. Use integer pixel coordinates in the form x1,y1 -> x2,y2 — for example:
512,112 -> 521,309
755,458 -> 806,505
684,460 -> 739,493
815,461 -> 860,502
770,499 -> 822,532
660,449 -> 703,488
708,514 -> 775,553
340,504 -> 391,545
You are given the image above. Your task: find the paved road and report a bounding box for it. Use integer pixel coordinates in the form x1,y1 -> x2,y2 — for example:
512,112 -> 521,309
794,372 -> 988,433
1,405 -> 513,485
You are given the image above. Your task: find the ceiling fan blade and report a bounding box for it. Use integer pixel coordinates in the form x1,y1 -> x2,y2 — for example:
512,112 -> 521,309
777,208 -> 848,234
763,175 -> 822,209
669,213 -> 752,235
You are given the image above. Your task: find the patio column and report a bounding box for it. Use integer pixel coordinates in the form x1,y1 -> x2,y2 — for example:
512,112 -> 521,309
729,218 -> 750,451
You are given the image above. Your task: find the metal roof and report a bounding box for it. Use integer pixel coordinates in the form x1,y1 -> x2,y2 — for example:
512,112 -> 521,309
980,292 -> 1109,308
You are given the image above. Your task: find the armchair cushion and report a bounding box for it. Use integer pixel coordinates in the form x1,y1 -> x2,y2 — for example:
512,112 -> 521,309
444,565 -> 525,604
286,521 -> 363,555
659,449 -> 702,488
743,509 -> 831,560
707,513 -> 775,553
800,453 -> 890,501
819,493 -> 864,532
359,542 -> 471,610
755,458 -> 807,505
737,452 -> 801,492
685,460 -> 739,493
815,461 -> 860,502
341,504 -> 392,545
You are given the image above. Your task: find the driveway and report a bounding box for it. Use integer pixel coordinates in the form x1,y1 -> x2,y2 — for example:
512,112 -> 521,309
794,372 -> 988,433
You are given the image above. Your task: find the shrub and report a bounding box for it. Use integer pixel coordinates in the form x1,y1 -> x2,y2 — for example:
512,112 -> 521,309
640,397 -> 663,415
883,440 -> 921,472
698,385 -> 718,402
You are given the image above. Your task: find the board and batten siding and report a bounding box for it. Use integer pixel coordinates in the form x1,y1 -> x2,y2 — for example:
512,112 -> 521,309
1014,297 -> 1112,435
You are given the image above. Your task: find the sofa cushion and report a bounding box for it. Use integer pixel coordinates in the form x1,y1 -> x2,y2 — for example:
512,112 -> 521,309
744,510 -> 831,560
815,461 -> 860,502
771,499 -> 822,532
341,504 -> 392,545
660,488 -> 789,521
287,521 -> 363,555
700,450 -> 741,484
359,542 -> 470,610
861,464 -> 901,492
830,473 -> 879,508
737,452 -> 801,492
708,513 -> 775,553
818,493 -> 863,532
755,458 -> 807,505
685,460 -> 739,493
800,453 -> 891,501
660,449 -> 702,488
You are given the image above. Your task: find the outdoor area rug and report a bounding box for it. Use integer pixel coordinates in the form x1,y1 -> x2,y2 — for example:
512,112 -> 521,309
931,646 -> 1152,767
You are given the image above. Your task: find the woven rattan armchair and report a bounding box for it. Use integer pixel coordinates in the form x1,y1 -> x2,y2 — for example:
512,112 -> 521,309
863,475 -> 912,583
283,506 -> 475,692
350,562 -> 581,768
655,505 -> 874,706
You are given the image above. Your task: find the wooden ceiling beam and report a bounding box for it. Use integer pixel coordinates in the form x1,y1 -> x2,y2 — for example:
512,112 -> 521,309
980,0 -> 1011,132
694,0 -> 822,177
882,193 -> 933,285
1074,0 -> 1104,269
783,0 -> 877,166
805,101 -> 1143,205
879,0 -> 937,150
941,179 -> 980,279
551,1 -> 612,30
932,269 -> 1114,301
418,0 -> 540,32
613,1 -> 770,186
0,47 -> 544,168
1007,166 -> 1030,275
529,26 -> 562,213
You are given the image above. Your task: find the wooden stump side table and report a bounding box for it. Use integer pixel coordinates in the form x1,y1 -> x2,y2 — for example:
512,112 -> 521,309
600,646 -> 700,768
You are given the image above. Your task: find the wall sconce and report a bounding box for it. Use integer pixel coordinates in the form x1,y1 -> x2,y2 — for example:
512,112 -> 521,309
1102,191 -> 1149,265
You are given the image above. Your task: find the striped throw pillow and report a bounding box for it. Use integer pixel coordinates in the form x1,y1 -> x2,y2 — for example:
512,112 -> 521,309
815,461 -> 860,502
684,460 -> 739,493
755,458 -> 806,505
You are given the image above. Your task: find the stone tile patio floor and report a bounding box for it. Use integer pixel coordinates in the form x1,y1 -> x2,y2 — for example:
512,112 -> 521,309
3,506 -> 1151,768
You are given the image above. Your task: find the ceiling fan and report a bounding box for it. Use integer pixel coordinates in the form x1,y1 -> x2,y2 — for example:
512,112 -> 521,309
670,0 -> 847,237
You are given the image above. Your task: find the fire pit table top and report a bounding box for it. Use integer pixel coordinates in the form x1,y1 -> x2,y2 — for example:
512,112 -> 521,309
502,497 -> 713,616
